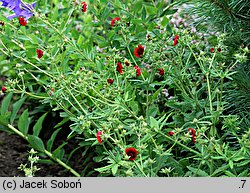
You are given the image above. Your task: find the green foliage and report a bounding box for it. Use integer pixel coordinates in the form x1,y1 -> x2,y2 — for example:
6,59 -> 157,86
0,0 -> 249,177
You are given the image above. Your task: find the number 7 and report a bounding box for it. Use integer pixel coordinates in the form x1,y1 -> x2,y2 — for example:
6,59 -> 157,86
241,180 -> 246,188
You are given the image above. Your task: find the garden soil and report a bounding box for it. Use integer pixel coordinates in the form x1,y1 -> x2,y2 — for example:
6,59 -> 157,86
0,131 -> 70,177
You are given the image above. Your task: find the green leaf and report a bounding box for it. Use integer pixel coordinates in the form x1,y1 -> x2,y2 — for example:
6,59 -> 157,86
112,164 -> 119,176
238,169 -> 249,177
10,96 -> 26,124
142,6 -> 146,21
146,5 -> 157,15
95,164 -> 114,173
211,165 -> 229,176
133,0 -> 143,13
147,105 -> 159,118
235,160 -> 250,167
33,113 -> 47,136
129,101 -> 139,114
229,160 -> 234,169
150,116 -> 159,130
54,117 -> 70,129
161,16 -> 169,27
18,109 -> 30,135
27,135 -> 45,152
52,142 -> 67,158
187,166 -> 209,177
1,92 -> 13,115
47,127 -> 63,152
0,113 -> 10,127
224,170 -> 236,177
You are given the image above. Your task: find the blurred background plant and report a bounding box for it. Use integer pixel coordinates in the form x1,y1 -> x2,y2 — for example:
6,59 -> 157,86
179,0 -> 250,130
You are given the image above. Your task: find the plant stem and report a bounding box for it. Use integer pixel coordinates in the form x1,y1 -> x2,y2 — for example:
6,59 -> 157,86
157,130 -> 202,156
206,73 -> 213,113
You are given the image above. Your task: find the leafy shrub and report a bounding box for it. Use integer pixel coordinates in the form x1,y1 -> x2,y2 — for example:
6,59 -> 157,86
0,0 -> 249,177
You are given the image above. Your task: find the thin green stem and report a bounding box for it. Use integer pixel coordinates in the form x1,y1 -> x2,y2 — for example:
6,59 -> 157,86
157,130 -> 202,156
206,73 -> 213,113
66,86 -> 88,115
134,161 -> 147,177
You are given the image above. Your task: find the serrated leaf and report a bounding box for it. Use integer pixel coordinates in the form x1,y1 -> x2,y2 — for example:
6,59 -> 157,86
27,135 -> 45,152
33,113 -> 47,136
18,109 -> 30,135
1,92 -> 13,115
10,96 -> 26,124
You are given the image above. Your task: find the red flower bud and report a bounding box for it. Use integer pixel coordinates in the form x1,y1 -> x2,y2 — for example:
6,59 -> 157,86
107,78 -> 114,84
96,131 -> 103,144
134,66 -> 141,76
116,61 -> 123,74
210,48 -> 215,53
111,17 -> 120,27
158,68 -> 164,76
81,2 -> 88,12
173,35 -> 179,46
1,86 -> 7,93
19,17 -> 27,26
168,131 -> 174,136
36,49 -> 43,59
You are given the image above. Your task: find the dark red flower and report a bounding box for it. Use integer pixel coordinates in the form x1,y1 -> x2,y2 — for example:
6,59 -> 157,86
0,21 -> 4,26
210,48 -> 215,53
134,44 -> 144,58
19,17 -> 27,26
173,35 -> 179,46
36,49 -> 43,59
96,131 -> 103,144
134,66 -> 141,76
1,86 -> 7,93
111,17 -> 120,27
107,78 -> 114,84
217,48 -> 221,52
158,68 -> 164,76
116,61 -> 123,74
81,2 -> 87,12
125,147 -> 138,161
168,131 -> 174,136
